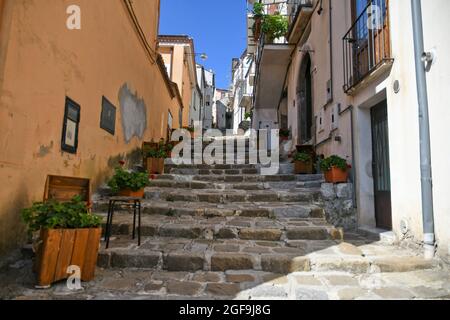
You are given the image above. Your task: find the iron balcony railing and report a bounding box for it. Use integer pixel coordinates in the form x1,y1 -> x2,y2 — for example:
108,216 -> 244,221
343,0 -> 393,93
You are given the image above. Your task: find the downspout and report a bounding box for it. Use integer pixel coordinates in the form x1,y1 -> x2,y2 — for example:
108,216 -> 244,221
328,0 -> 333,103
411,0 -> 435,259
339,105 -> 357,209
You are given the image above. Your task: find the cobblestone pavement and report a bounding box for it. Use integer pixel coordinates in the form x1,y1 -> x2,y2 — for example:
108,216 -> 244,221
1,241 -> 449,300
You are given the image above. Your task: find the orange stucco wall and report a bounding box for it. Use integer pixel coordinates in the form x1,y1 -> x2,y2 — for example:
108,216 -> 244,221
0,0 -> 181,256
181,60 -> 193,127
159,44 -> 194,128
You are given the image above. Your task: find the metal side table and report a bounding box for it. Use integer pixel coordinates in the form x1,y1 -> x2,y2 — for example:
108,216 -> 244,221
104,196 -> 142,249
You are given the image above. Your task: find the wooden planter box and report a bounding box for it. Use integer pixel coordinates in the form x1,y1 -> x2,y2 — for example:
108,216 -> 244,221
295,160 -> 314,174
147,157 -> 165,174
35,228 -> 101,287
324,167 -> 349,183
118,188 -> 145,198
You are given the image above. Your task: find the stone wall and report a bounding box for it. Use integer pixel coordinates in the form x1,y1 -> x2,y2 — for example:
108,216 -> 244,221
320,183 -> 356,231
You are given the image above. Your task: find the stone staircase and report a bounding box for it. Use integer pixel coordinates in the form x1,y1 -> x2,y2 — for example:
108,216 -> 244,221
94,161 -> 347,274
9,139 -> 443,300
93,156 -> 436,278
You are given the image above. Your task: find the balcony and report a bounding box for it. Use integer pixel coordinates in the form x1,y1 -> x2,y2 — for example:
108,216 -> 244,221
286,0 -> 315,44
254,32 -> 294,110
343,0 -> 393,94
238,81 -> 253,111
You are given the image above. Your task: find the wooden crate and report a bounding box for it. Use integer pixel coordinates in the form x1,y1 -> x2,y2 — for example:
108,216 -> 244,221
36,228 -> 102,287
35,175 -> 100,287
44,175 -> 91,204
142,141 -> 160,165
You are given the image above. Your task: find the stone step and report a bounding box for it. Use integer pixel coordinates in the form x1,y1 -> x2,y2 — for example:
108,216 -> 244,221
147,179 -> 323,191
164,164 -> 259,170
190,174 -> 323,183
98,237 -> 437,274
92,200 -> 325,219
143,188 -> 321,204
168,168 -> 260,175
98,237 -> 313,273
158,171 -> 323,181
99,214 -> 340,242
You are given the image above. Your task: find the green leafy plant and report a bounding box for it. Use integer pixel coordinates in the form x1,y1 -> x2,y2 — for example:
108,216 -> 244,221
279,129 -> 290,138
146,148 -> 167,159
244,111 -> 253,120
183,126 -> 195,133
253,2 -> 264,17
21,196 -> 101,233
293,152 -> 312,163
262,13 -> 288,41
107,167 -> 149,193
143,139 -> 170,158
166,142 -> 175,152
320,155 -> 349,172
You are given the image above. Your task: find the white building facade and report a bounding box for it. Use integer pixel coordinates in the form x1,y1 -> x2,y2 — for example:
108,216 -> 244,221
196,64 -> 216,130
230,51 -> 255,133
250,0 -> 450,261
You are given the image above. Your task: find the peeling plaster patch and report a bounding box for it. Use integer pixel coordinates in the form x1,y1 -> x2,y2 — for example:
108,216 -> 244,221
118,83 -> 147,143
107,148 -> 141,169
37,141 -> 54,158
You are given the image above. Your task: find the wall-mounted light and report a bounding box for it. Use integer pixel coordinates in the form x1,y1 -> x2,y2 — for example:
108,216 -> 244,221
186,52 -> 208,61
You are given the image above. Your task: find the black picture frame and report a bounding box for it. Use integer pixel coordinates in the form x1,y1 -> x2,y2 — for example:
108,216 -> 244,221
61,96 -> 80,154
100,96 -> 116,135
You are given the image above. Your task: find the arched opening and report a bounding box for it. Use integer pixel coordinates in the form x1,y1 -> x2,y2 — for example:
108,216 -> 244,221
297,53 -> 313,144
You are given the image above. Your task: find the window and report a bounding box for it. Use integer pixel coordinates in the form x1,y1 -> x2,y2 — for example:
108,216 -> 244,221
100,96 -> 116,135
61,97 -> 80,154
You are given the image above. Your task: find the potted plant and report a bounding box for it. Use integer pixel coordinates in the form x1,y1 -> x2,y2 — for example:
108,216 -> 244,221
183,126 -> 195,138
252,2 -> 264,41
279,129 -> 290,142
22,196 -> 102,287
146,148 -> 167,174
244,111 -> 253,121
107,167 -> 149,198
320,155 -> 350,183
262,13 -> 288,43
293,152 -> 314,174
165,141 -> 175,158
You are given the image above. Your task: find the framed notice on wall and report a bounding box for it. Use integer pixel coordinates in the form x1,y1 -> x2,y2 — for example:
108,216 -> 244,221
100,96 -> 116,135
61,97 -> 80,154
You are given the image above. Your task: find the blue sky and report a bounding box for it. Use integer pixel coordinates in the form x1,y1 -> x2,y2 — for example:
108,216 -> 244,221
159,0 -> 247,89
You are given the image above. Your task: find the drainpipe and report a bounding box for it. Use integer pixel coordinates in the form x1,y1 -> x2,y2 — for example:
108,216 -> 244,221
411,0 -> 435,259
328,0 -> 333,103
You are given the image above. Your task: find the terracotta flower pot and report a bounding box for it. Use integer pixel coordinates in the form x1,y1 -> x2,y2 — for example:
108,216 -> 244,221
35,228 -> 102,287
146,157 -> 165,174
294,160 -> 314,174
118,188 -> 145,198
324,166 -> 348,183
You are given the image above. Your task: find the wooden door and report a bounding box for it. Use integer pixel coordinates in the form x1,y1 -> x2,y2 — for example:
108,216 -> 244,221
371,100 -> 392,230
